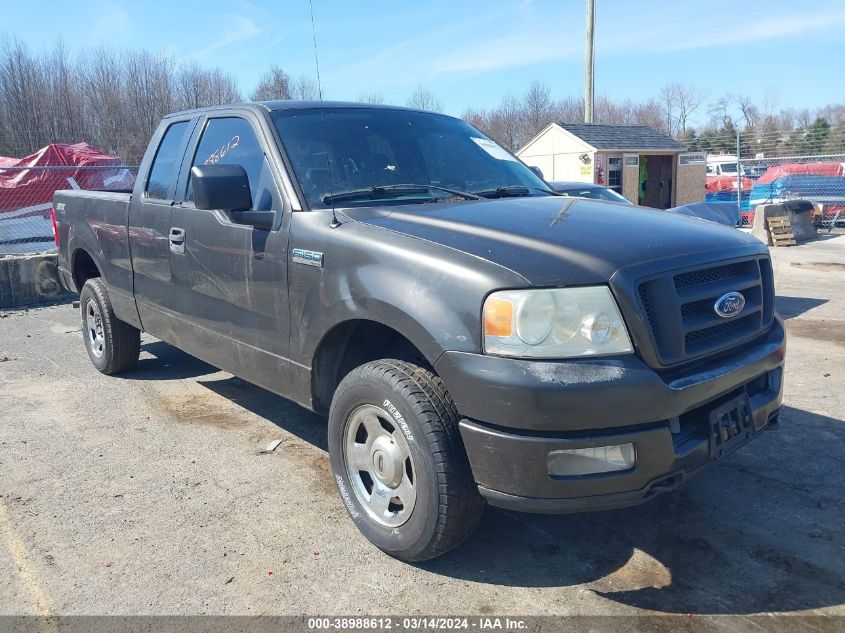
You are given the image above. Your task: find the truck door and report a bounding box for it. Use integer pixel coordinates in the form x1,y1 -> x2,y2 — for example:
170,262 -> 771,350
167,114 -> 292,392
128,118 -> 195,340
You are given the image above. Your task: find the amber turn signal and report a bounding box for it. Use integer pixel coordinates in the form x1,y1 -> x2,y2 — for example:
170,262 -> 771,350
483,297 -> 513,337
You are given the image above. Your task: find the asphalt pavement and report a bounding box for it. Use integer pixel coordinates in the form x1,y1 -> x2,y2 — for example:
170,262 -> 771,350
0,236 -> 843,622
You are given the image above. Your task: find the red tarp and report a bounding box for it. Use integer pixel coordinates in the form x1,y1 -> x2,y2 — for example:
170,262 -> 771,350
757,161 -> 845,185
0,142 -> 134,214
706,175 -> 753,192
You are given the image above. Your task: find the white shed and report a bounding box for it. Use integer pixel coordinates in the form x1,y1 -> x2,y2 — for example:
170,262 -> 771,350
517,122 -> 705,208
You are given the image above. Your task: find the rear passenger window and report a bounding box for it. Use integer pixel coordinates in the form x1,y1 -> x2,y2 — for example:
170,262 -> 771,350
146,121 -> 189,200
187,117 -> 277,210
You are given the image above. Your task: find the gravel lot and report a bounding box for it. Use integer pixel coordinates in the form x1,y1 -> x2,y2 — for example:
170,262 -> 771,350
0,235 -> 843,620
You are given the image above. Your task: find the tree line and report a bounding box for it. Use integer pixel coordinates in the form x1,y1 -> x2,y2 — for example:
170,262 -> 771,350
462,81 -> 845,157
0,38 -> 323,163
0,39 -> 242,163
1,37 -> 843,165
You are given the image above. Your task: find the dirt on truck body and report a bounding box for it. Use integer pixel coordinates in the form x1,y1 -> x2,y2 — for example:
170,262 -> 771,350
53,101 -> 785,561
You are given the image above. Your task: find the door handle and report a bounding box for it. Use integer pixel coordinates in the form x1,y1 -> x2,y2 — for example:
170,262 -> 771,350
169,227 -> 186,254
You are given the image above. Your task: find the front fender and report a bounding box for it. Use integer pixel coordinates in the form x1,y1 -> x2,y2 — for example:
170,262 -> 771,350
288,213 -> 528,369
296,263 -> 481,368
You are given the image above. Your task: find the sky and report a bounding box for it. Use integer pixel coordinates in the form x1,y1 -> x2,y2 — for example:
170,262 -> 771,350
3,0 -> 845,126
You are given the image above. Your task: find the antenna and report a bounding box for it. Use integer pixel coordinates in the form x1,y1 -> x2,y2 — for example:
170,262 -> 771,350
308,0 -> 340,228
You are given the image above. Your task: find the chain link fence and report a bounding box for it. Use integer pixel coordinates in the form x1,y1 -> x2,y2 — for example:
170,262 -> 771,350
2,126 -> 843,257
0,164 -> 138,255
700,127 -> 845,228
741,154 -> 845,229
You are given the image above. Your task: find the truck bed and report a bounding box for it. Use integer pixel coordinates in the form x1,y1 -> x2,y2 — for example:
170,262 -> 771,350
54,189 -> 134,306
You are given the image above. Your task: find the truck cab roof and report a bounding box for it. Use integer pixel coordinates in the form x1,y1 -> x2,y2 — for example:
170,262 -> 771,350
164,100 -> 450,119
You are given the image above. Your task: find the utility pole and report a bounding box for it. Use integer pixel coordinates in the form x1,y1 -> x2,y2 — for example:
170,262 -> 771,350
736,130 -> 742,215
584,0 -> 595,123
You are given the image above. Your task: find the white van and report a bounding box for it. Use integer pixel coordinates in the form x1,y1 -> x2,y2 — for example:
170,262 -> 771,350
707,155 -> 743,177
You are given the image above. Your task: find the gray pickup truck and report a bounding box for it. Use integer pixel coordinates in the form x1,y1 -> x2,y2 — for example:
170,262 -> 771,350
54,101 -> 785,561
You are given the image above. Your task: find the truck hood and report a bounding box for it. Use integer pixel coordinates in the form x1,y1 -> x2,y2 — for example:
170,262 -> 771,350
340,197 -> 767,286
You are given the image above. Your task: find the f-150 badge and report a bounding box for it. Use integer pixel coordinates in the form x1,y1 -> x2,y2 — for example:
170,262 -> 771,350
292,249 -> 324,268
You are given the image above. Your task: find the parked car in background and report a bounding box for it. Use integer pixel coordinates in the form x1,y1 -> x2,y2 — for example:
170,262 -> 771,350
706,155 -> 744,177
549,181 -> 633,204
743,165 -> 767,180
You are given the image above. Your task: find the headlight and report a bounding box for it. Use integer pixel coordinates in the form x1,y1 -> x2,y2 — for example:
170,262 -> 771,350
482,286 -> 633,358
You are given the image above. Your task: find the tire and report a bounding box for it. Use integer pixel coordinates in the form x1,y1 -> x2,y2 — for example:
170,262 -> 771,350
328,359 -> 484,562
79,277 -> 141,375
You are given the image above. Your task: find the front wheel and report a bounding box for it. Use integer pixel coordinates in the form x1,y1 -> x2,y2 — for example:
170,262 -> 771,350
79,277 -> 141,375
328,360 -> 484,562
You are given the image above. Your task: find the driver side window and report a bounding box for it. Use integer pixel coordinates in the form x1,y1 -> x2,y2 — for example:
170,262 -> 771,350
186,117 -> 279,211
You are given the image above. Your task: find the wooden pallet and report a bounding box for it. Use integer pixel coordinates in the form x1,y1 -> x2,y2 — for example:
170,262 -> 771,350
767,216 -> 797,247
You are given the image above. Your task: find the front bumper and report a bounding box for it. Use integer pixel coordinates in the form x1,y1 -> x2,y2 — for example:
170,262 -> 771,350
434,319 -> 785,513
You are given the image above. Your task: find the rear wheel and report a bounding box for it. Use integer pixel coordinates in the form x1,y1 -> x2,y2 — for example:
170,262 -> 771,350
328,359 -> 484,561
79,277 -> 140,375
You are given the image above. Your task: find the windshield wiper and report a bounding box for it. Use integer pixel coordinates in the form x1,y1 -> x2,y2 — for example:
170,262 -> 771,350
322,184 -> 481,206
472,185 -> 559,199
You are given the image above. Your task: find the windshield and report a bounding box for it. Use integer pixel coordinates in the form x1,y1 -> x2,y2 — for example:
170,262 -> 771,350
553,185 -> 632,204
271,108 -> 552,208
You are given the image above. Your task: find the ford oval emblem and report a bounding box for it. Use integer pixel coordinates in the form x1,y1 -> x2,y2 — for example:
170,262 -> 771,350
714,292 -> 746,318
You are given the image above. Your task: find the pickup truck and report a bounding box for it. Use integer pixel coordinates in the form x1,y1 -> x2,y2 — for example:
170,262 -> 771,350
54,101 -> 785,561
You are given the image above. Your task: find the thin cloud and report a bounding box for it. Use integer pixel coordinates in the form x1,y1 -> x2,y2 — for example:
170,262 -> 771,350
651,12 -> 845,52
431,34 -> 579,75
429,8 -> 845,75
597,10 -> 845,55
87,0 -> 132,41
192,15 -> 261,59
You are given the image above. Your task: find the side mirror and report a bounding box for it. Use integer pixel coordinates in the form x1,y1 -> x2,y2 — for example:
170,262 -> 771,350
528,165 -> 544,180
191,164 -> 252,212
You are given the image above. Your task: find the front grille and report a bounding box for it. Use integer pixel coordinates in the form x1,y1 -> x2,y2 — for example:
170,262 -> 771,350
673,262 -> 747,288
637,256 -> 775,365
685,315 -> 754,343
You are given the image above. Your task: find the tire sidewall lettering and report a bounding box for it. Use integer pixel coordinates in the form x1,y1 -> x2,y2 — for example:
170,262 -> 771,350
382,398 -> 414,442
334,474 -> 360,519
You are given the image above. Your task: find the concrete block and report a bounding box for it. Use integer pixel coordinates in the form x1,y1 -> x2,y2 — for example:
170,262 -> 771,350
751,203 -> 817,246
0,253 -> 72,308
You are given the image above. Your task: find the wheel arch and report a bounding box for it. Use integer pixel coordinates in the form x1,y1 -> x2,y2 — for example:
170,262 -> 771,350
311,318 -> 431,415
71,247 -> 102,291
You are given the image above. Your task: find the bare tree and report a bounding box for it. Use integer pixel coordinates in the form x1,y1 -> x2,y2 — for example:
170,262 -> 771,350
0,38 -> 239,163
461,107 -> 489,132
48,41 -> 86,144
358,92 -> 385,104
175,63 -> 210,110
174,63 -> 241,111
736,95 -> 758,129
659,84 -> 678,136
123,50 -> 175,161
82,47 -> 129,157
554,96 -> 585,124
659,83 -> 702,136
631,98 -> 667,133
761,87 -> 780,120
0,37 -> 51,153
250,65 -> 292,101
708,94 -> 735,129
487,95 -> 523,151
794,108 -> 814,130
817,103 -> 845,126
521,80 -> 554,140
207,69 -> 241,105
291,74 -> 319,100
674,84 -> 703,135
406,86 -> 443,112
